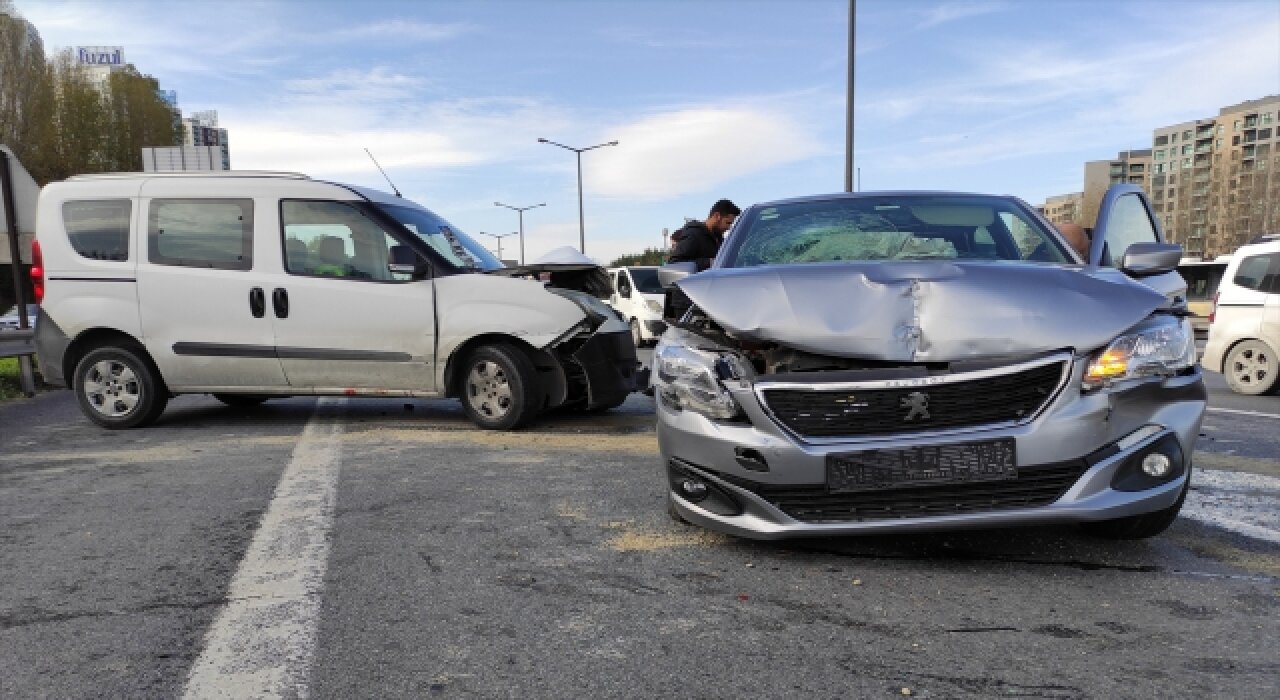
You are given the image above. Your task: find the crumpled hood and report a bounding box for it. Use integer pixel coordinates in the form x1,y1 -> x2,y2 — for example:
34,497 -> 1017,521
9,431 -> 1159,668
676,262 -> 1167,361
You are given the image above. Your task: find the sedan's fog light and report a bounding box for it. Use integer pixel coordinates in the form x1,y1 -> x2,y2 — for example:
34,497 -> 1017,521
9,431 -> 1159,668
1141,453 -> 1172,477
680,479 -> 710,502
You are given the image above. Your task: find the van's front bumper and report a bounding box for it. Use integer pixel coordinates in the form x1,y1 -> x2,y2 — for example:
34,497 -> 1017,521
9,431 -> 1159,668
572,329 -> 639,407
657,361 -> 1206,539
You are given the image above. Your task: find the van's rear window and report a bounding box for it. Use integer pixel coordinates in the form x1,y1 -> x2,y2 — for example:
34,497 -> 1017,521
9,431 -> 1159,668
63,200 -> 131,262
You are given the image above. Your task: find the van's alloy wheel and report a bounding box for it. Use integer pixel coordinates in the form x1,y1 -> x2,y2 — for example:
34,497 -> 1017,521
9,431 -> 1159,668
460,343 -> 543,430
1224,340 -> 1279,396
73,346 -> 168,429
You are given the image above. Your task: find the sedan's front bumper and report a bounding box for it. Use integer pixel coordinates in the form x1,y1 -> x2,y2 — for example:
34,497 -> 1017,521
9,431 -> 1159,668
657,361 -> 1206,539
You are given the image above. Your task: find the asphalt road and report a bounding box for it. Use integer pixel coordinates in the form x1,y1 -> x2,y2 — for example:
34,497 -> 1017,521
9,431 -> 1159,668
1,369 -> 1277,699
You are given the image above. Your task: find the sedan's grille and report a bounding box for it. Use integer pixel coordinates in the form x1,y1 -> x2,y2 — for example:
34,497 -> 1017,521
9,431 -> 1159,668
719,461 -> 1086,523
759,361 -> 1067,439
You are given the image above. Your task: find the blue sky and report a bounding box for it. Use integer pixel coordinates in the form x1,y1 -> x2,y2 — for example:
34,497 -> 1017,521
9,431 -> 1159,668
16,0 -> 1280,264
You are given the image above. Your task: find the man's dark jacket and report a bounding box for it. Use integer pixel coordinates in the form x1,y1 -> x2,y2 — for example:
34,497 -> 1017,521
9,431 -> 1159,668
667,221 -> 721,271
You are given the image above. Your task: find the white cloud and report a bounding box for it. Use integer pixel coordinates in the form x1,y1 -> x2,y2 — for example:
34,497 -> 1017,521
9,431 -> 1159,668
323,19 -> 472,43
916,1 -> 1007,30
585,107 -> 821,200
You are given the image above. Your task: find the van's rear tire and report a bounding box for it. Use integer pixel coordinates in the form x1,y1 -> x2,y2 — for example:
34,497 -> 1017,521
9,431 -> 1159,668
459,343 -> 543,430
213,394 -> 270,407
73,346 -> 168,429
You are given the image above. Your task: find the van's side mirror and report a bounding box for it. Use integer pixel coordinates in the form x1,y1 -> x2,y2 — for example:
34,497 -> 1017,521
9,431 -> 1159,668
658,261 -> 697,289
388,245 -> 429,278
1120,242 -> 1182,278
620,286 -> 632,299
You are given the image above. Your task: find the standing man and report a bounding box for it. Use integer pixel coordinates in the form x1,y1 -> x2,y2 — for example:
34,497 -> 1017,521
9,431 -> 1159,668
668,199 -> 740,271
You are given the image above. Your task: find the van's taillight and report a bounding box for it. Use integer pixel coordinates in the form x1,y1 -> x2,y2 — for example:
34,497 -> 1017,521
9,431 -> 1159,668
30,239 -> 44,304
1208,290 -> 1219,324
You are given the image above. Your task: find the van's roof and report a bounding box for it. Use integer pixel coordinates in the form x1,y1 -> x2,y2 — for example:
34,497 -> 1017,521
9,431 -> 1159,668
67,171 -> 310,181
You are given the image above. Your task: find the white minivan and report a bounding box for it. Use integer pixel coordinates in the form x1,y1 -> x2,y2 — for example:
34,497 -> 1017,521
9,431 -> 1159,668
607,266 -> 667,347
1202,235 -> 1280,395
32,171 -> 638,429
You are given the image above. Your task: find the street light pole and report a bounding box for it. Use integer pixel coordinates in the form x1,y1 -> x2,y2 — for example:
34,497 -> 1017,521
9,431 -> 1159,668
479,231 -> 517,263
845,0 -> 856,193
494,201 -> 545,265
538,137 -> 619,254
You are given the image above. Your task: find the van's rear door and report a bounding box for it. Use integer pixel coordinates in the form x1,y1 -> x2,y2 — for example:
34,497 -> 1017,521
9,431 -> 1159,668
135,180 -> 288,390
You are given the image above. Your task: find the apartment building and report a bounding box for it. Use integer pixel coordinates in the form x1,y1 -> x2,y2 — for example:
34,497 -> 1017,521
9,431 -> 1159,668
1040,192 -> 1083,226
1149,95 -> 1279,259
180,110 -> 231,170
1080,150 -> 1151,228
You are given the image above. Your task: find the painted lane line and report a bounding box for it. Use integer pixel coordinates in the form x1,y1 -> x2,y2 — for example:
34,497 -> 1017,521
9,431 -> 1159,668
1205,406 -> 1280,420
183,398 -> 345,699
1182,468 -> 1280,546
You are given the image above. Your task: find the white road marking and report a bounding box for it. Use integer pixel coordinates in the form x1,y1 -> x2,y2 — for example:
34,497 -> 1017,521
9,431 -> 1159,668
183,398 -> 345,699
1183,468 -> 1280,545
1206,406 -> 1280,420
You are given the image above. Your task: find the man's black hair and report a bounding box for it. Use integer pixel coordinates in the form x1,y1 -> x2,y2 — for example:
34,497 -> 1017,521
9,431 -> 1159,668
709,199 -> 740,218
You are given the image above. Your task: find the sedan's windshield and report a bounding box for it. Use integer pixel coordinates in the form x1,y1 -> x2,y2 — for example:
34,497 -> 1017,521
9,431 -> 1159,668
722,194 -> 1071,268
629,268 -> 663,294
375,203 -> 503,272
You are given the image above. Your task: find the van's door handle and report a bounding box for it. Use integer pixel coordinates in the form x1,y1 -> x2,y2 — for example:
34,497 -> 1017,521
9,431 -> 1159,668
249,287 -> 265,318
272,288 -> 289,319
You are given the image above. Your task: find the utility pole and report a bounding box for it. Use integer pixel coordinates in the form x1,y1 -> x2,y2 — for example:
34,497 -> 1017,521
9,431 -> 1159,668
494,202 -> 545,265
479,232 -> 517,263
537,138 -> 619,253
845,0 -> 856,193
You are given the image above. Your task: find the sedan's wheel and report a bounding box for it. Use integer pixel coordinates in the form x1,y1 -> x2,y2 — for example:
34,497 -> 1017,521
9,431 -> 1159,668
460,343 -> 543,430
212,394 -> 270,408
74,346 -> 168,429
630,319 -> 645,348
1224,340 -> 1279,395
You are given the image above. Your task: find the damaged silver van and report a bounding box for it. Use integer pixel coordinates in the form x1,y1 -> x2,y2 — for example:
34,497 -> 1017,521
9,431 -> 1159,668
655,185 -> 1205,539
32,172 -> 636,430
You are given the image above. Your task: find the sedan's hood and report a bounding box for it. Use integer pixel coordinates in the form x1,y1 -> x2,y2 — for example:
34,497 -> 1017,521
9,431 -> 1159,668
676,262 -> 1166,361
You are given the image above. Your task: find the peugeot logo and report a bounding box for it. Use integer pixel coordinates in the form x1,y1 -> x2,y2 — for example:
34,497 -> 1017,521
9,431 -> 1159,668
901,391 -> 930,421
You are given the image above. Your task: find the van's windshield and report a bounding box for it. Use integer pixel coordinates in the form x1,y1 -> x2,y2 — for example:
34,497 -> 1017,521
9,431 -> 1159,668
375,203 -> 503,272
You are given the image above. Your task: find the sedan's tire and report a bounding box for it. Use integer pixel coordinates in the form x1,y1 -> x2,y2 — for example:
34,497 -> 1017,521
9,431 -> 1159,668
460,343 -> 543,430
1080,478 -> 1188,540
73,346 -> 169,429
212,394 -> 270,407
667,494 -> 693,525
1223,339 -> 1279,395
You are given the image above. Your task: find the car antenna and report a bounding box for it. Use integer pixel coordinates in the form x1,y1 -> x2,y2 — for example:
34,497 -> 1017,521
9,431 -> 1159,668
364,148 -> 402,197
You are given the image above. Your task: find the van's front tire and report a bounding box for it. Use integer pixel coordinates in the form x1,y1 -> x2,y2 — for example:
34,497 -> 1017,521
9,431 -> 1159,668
73,346 -> 169,429
1223,340 -> 1279,395
460,344 -> 543,430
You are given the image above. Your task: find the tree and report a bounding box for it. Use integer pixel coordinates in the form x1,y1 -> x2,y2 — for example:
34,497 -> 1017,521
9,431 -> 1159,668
609,247 -> 668,267
0,13 -> 56,182
103,67 -> 181,172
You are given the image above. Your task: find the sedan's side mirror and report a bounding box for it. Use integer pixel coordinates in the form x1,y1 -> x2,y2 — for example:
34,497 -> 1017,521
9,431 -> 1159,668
658,261 -> 697,289
1120,242 -> 1183,278
388,245 -> 429,278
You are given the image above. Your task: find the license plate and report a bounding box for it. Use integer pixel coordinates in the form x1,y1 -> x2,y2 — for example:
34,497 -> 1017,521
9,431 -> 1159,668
827,438 -> 1017,492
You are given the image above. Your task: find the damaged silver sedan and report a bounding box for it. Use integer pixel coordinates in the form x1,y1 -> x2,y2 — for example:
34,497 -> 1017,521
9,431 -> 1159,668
654,185 -> 1205,539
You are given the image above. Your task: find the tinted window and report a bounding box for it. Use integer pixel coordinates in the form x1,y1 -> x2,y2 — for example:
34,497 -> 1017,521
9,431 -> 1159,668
1233,253 -> 1280,293
63,200 -> 131,261
281,200 -> 410,282
629,268 -> 663,293
721,195 -> 1068,268
1100,194 -> 1159,267
148,199 -> 253,270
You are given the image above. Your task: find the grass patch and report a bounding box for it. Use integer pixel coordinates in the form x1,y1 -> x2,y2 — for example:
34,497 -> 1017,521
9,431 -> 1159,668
0,357 -> 35,401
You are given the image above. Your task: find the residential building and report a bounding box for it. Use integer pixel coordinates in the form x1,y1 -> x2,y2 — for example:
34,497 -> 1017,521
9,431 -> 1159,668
74,45 -> 126,89
1040,192 -> 1083,226
181,110 -> 230,170
1149,95 -> 1279,259
1081,149 -> 1151,228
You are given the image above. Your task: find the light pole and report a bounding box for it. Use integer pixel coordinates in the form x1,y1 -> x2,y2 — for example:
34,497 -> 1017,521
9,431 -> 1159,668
479,231 -> 517,263
537,137 -> 618,254
845,0 -> 856,193
494,201 -> 545,265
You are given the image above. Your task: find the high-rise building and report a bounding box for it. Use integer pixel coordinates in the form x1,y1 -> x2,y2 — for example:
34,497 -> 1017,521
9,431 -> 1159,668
1150,96 -> 1279,259
1081,150 -> 1151,228
181,110 -> 230,170
1040,192 -> 1083,226
73,45 -> 126,89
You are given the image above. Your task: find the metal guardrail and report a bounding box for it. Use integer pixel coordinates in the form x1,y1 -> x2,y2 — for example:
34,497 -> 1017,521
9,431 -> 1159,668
0,328 -> 37,396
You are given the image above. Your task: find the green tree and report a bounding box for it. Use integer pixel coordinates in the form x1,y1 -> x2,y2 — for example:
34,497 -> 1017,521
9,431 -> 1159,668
0,13 -> 56,182
609,247 -> 668,267
103,66 -> 181,172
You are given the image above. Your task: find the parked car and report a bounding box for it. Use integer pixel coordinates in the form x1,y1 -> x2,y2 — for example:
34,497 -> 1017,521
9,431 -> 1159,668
31,171 -> 637,430
607,266 -> 667,346
0,303 -> 38,330
654,185 -> 1203,540
1201,234 -> 1280,395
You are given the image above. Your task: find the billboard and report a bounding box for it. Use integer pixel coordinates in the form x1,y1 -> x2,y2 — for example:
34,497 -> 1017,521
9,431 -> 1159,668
75,46 -> 124,66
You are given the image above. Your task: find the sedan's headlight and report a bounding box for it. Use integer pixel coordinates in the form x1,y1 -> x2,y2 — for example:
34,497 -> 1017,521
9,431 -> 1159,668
645,299 -> 663,314
654,336 -> 751,420
1084,317 -> 1196,389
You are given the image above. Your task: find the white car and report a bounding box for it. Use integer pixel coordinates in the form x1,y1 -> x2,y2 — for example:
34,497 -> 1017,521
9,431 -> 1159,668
31,171 -> 638,429
0,304 -> 38,330
1202,234 -> 1280,395
607,266 -> 667,346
